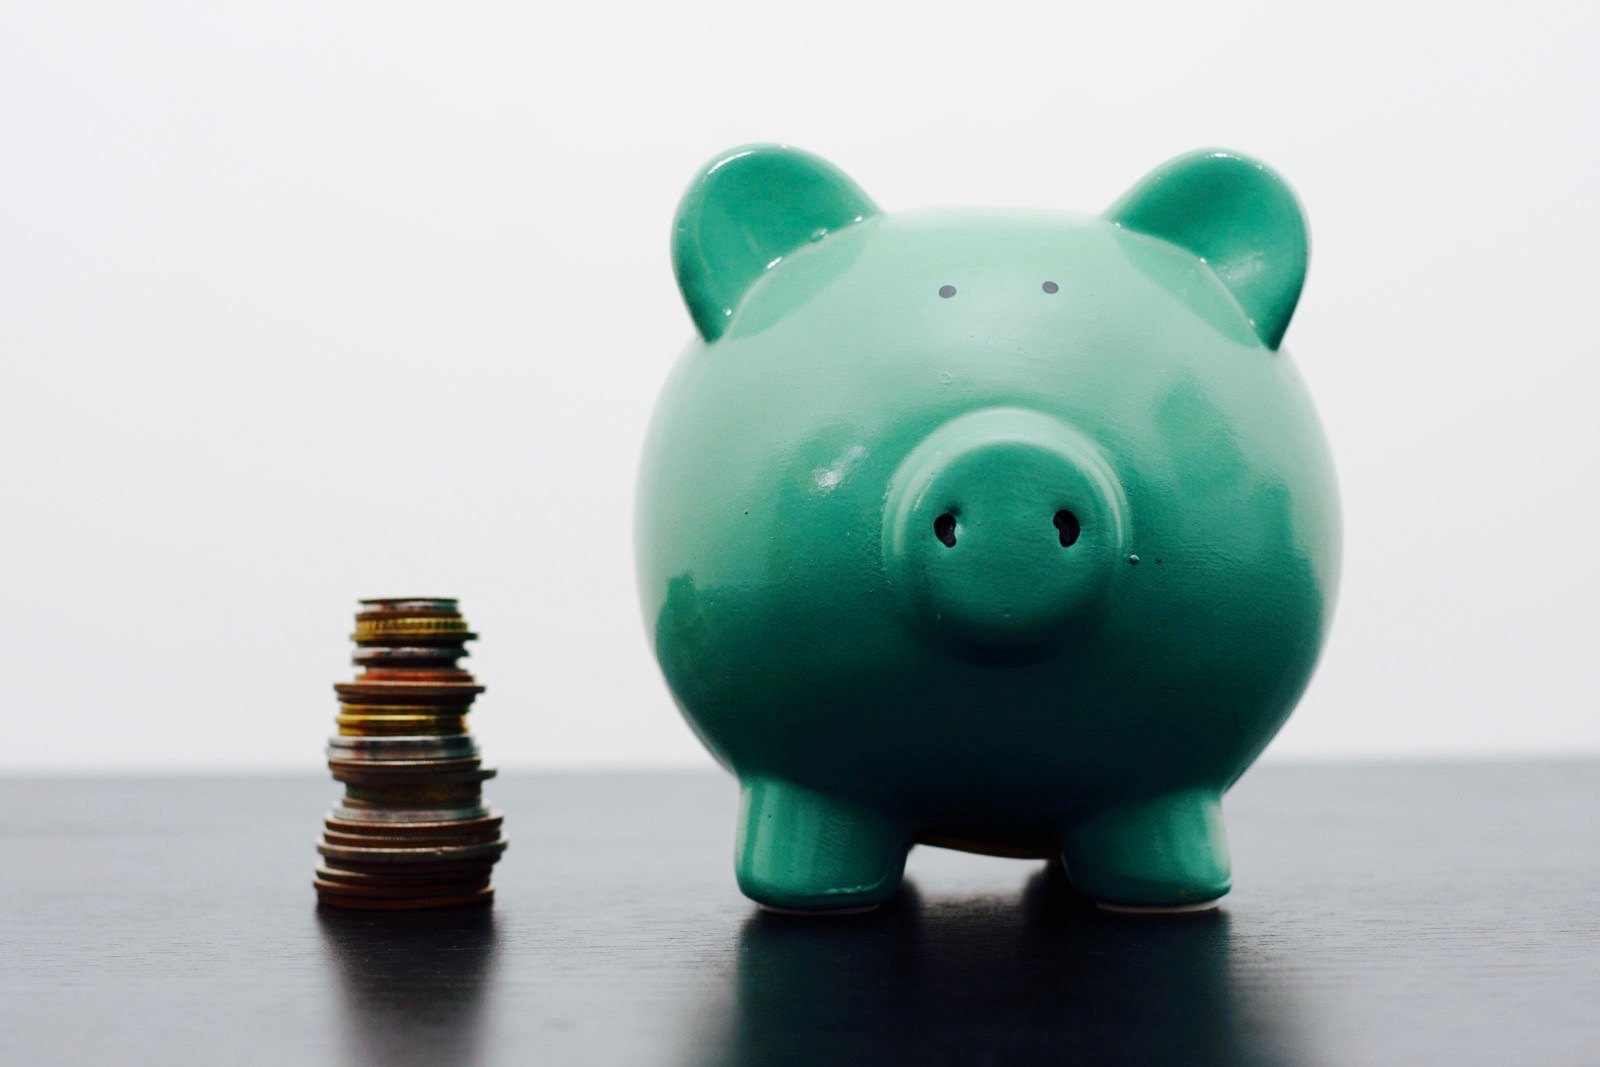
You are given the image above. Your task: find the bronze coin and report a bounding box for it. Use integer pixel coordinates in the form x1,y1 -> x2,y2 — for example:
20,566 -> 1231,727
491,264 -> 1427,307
336,717 -> 467,737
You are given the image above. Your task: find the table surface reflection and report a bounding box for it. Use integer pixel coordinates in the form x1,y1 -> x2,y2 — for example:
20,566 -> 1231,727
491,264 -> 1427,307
3,764 -> 1597,1065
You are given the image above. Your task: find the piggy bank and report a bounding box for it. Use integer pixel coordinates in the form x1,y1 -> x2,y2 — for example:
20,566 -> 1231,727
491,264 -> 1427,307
637,144 -> 1340,913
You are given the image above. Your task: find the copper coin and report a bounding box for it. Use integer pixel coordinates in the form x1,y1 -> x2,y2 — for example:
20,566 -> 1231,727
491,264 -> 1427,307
336,681 -> 483,701
312,877 -> 490,898
317,838 -> 507,865
316,887 -> 493,911
322,826 -> 502,848
322,817 -> 503,841
353,669 -> 477,684
315,863 -> 497,886
330,764 -> 495,788
338,781 -> 486,806
318,861 -> 500,881
325,811 -> 502,834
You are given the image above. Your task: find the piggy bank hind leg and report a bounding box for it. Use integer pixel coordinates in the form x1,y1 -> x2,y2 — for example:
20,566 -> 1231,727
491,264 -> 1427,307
1061,788 -> 1232,913
735,778 -> 911,914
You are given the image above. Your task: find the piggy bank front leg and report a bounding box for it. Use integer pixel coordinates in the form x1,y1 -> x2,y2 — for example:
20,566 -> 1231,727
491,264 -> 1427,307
734,778 -> 912,914
1061,788 -> 1232,912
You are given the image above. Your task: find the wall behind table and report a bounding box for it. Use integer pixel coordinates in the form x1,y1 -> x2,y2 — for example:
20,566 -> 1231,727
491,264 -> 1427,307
2,0 -> 1595,769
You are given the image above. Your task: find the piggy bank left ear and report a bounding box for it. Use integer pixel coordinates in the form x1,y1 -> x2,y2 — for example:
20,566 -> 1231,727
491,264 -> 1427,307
673,144 -> 880,341
1107,150 -> 1308,350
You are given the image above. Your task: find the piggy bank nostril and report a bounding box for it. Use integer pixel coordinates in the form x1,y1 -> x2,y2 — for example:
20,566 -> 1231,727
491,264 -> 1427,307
1054,509 -> 1081,548
934,512 -> 958,548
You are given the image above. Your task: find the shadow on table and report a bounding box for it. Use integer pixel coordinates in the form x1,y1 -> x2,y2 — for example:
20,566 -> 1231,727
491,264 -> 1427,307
688,867 -> 1303,1067
316,905 -> 499,1066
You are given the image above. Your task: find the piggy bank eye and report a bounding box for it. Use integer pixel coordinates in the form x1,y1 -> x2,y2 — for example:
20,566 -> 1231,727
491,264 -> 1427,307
1054,510 -> 1080,547
938,285 -> 957,299
934,512 -> 958,547
1042,281 -> 1059,294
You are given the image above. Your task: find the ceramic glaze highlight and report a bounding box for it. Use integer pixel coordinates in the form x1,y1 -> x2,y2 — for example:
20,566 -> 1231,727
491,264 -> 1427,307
637,144 -> 1341,912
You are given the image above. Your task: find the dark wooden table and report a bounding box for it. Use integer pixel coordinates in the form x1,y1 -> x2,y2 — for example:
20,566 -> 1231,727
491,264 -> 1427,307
2,765 -> 1596,1065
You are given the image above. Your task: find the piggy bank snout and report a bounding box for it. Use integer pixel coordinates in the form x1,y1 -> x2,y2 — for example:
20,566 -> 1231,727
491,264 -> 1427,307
882,409 -> 1129,652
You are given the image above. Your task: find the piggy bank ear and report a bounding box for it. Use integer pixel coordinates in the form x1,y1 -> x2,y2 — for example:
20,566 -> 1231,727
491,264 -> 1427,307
673,144 -> 880,341
1107,150 -> 1308,350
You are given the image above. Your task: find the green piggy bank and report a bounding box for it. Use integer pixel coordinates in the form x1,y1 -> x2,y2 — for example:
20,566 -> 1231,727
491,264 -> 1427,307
637,144 -> 1340,913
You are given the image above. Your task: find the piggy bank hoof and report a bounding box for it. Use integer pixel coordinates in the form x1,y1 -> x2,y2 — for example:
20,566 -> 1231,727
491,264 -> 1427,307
1095,898 -> 1223,916
734,779 -> 911,914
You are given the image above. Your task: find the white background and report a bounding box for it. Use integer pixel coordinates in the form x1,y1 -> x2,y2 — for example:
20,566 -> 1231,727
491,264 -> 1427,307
2,0 -> 1596,771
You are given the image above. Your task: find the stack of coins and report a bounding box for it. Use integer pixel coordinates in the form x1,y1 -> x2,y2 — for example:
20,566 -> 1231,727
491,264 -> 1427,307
314,598 -> 507,909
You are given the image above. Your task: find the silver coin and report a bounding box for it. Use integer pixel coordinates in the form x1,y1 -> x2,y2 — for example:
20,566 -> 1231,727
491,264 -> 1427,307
327,733 -> 477,751
352,646 -> 464,665
330,804 -> 490,824
357,598 -> 458,612
326,736 -> 478,761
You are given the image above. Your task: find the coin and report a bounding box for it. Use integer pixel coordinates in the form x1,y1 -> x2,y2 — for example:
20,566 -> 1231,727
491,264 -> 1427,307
330,804 -> 491,824
315,863 -> 497,886
352,646 -> 465,666
351,616 -> 473,642
312,877 -> 492,899
336,716 -> 467,737
325,811 -> 502,834
335,681 -> 485,701
315,597 -> 505,911
317,838 -> 508,865
318,857 -> 502,879
315,887 -> 494,910
338,781 -> 489,806
329,764 -> 495,788
322,827 -> 502,848
326,737 -> 478,761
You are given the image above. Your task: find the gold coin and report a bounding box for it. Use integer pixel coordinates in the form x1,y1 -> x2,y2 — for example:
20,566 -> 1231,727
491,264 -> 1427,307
352,616 -> 470,641
336,715 -> 467,737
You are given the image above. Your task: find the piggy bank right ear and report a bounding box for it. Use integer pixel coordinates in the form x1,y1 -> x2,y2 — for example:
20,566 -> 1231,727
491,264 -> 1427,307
1107,150 -> 1309,350
672,144 -> 880,341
